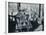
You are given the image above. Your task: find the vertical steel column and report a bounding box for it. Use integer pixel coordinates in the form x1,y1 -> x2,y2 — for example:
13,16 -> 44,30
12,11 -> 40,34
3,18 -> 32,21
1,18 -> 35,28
39,4 -> 41,18
17,3 -> 21,12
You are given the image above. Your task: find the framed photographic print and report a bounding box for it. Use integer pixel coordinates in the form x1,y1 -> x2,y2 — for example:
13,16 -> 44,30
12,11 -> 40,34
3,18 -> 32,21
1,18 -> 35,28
5,1 -> 44,33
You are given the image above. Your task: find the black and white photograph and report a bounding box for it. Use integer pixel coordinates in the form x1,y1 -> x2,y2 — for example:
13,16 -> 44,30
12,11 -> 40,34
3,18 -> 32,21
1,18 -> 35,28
8,2 -> 44,33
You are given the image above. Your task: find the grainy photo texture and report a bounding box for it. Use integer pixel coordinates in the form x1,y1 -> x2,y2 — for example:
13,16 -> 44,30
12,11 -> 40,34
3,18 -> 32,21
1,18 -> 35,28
8,2 -> 44,33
